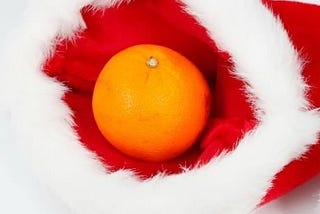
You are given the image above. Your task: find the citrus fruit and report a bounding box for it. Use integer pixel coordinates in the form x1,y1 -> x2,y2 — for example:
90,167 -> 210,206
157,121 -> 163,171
92,44 -> 211,162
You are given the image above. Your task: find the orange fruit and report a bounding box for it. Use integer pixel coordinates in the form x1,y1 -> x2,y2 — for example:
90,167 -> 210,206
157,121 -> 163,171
92,44 -> 211,162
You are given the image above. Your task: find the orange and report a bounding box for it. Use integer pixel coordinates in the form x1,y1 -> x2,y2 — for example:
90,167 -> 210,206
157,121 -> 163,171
92,44 -> 211,162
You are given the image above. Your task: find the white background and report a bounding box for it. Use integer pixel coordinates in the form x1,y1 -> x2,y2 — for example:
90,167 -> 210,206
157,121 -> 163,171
0,0 -> 320,213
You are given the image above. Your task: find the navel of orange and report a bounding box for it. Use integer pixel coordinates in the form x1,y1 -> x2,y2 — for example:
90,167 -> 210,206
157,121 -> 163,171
92,44 -> 211,162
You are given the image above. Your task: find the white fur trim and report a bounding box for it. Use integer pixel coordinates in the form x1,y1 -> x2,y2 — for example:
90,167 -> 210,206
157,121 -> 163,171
278,0 -> 320,5
1,0 -> 320,214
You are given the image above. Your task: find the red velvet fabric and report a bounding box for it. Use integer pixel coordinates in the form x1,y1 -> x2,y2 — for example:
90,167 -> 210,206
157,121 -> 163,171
43,0 -> 320,204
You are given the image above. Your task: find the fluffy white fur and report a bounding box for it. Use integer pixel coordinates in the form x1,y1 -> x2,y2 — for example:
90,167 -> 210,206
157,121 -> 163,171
1,0 -> 320,213
281,0 -> 320,4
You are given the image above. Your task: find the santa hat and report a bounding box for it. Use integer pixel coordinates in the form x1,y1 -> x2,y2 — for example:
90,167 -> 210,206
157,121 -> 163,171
1,0 -> 320,213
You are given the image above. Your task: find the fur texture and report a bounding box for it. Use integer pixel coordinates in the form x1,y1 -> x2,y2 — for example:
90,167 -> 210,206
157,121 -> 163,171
1,0 -> 320,214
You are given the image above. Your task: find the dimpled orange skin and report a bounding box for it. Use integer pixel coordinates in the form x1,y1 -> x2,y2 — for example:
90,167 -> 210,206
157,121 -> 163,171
92,44 -> 211,162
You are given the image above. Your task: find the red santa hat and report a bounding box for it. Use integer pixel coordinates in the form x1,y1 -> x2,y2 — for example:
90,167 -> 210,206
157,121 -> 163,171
1,0 -> 320,213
